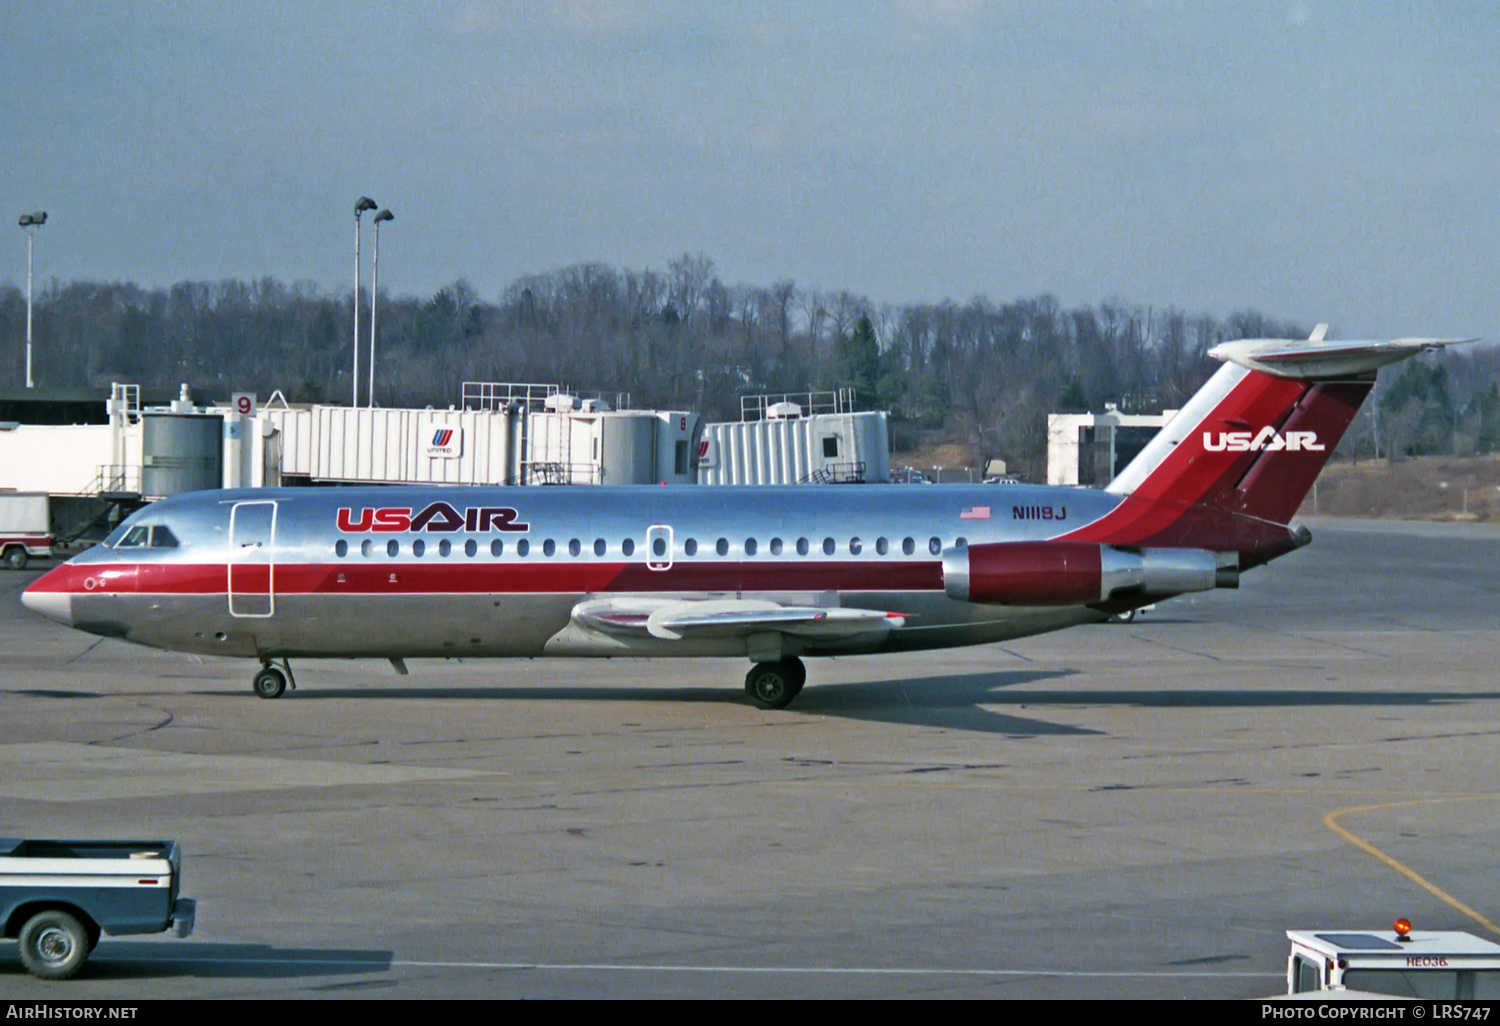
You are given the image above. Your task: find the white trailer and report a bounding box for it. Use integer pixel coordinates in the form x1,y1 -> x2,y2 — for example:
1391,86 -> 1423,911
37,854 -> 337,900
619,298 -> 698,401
0,492 -> 52,570
697,408 -> 890,486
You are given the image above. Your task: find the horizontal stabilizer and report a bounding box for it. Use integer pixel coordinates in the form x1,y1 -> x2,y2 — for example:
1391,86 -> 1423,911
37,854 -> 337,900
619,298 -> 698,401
1208,337 -> 1476,379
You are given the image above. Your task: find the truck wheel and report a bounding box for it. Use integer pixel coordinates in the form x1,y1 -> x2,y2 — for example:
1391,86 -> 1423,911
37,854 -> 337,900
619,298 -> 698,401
18,909 -> 91,980
3,547 -> 26,571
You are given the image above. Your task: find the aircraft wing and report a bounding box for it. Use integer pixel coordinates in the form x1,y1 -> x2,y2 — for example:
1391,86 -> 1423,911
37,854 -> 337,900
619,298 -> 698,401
573,597 -> 906,641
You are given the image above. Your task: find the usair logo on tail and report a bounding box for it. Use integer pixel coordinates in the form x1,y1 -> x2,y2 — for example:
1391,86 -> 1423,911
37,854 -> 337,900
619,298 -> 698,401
1202,427 -> 1323,452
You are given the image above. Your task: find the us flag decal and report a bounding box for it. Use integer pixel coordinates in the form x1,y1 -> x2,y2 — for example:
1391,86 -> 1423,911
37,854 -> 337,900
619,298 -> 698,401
959,506 -> 991,520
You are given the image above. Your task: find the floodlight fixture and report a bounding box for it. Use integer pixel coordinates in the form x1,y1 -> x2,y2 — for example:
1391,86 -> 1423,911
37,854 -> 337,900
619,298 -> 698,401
18,211 -> 48,388
368,209 -> 394,407
352,196 -> 379,406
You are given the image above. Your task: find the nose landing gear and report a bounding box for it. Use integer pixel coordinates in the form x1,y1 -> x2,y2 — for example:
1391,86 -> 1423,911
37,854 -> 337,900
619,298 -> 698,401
252,659 -> 296,699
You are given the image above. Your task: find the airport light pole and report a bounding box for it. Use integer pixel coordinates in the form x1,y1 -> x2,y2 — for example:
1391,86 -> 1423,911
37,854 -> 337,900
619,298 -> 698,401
17,211 -> 47,389
352,196 -> 378,407
368,208 -> 393,408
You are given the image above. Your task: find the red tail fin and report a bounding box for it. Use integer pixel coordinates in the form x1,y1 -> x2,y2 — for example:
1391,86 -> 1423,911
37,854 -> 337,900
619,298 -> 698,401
1061,335 -> 1471,564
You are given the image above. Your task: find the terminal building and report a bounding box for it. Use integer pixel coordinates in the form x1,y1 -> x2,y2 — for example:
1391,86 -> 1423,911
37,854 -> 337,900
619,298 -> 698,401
1045,404 -> 1175,487
0,381 -> 894,543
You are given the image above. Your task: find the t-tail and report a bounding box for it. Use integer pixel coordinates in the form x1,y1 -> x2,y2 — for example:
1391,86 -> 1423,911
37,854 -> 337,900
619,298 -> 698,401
1059,328 -> 1475,568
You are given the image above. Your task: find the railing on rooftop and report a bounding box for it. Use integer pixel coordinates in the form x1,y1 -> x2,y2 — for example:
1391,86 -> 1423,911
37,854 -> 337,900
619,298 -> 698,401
740,388 -> 859,422
462,382 -> 634,412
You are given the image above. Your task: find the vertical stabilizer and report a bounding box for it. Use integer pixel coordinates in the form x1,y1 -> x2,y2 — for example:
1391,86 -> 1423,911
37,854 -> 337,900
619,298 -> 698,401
1062,335 -> 1472,563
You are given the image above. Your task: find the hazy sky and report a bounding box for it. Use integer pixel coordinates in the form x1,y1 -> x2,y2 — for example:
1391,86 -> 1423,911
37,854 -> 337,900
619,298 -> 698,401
2,1 -> 1496,338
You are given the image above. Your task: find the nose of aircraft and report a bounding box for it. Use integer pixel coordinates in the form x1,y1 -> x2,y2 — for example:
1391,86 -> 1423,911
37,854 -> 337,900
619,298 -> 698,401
21,564 -> 76,626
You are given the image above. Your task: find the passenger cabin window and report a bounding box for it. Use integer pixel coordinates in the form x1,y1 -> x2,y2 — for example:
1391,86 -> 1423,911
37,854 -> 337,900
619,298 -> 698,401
542,539 -> 556,557
822,538 -> 835,556
466,540 -> 478,557
439,540 -> 451,557
568,539 -> 581,557
335,540 -> 348,558
386,540 -> 399,557
517,539 -> 530,557
594,539 -> 606,557
770,538 -> 783,556
490,539 -> 503,557
902,537 -> 915,556
745,538 -> 757,556
716,538 -> 729,557
361,540 -> 373,557
797,538 -> 809,556
849,537 -> 862,555
929,537 -> 941,555
684,538 -> 698,556
622,538 -> 635,557
412,539 -> 426,557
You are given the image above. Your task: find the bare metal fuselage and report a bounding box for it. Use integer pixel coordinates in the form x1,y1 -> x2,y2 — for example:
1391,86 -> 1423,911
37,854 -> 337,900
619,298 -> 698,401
31,484 -> 1123,662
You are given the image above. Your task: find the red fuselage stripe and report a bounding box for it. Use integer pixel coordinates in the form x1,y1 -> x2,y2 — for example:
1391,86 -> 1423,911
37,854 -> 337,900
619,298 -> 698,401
30,560 -> 947,595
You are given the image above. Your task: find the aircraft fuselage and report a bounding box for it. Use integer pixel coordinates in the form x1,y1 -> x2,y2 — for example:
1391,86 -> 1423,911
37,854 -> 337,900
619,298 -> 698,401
26,484 -> 1126,662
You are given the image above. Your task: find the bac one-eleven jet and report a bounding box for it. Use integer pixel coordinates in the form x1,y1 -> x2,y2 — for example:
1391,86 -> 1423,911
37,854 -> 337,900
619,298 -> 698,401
23,331 -> 1469,708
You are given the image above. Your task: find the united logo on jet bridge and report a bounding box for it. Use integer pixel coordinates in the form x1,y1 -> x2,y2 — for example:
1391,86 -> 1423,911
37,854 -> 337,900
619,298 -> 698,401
336,502 -> 529,533
1202,427 -> 1324,452
426,427 -> 462,458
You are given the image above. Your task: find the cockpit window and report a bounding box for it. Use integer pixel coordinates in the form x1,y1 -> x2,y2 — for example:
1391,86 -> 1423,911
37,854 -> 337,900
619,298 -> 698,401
108,524 -> 180,549
116,525 -> 152,549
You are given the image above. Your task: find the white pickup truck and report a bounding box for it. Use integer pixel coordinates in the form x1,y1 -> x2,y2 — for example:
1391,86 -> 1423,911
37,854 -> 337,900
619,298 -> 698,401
1,838 -> 196,979
1286,920 -> 1500,998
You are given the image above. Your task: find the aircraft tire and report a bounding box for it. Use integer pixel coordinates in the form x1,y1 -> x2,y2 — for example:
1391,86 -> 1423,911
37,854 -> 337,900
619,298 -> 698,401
784,656 -> 807,691
253,666 -> 287,699
746,660 -> 803,710
18,909 -> 91,980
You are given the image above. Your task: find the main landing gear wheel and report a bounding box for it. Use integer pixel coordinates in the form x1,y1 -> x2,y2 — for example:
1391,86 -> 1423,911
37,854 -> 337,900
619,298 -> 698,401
253,665 -> 287,699
745,658 -> 806,710
18,909 -> 90,980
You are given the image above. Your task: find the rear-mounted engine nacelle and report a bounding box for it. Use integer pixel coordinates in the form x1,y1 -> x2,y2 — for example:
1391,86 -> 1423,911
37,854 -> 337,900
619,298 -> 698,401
942,541 -> 1237,605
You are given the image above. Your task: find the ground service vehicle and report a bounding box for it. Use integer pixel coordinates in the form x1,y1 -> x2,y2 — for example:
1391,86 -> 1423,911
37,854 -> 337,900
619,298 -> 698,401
1,838 -> 196,979
1286,920 -> 1500,998
20,332 -> 1472,707
0,491 -> 52,570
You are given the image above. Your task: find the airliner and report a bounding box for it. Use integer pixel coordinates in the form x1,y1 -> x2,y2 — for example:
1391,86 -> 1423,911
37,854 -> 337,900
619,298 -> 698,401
22,333 -> 1468,708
